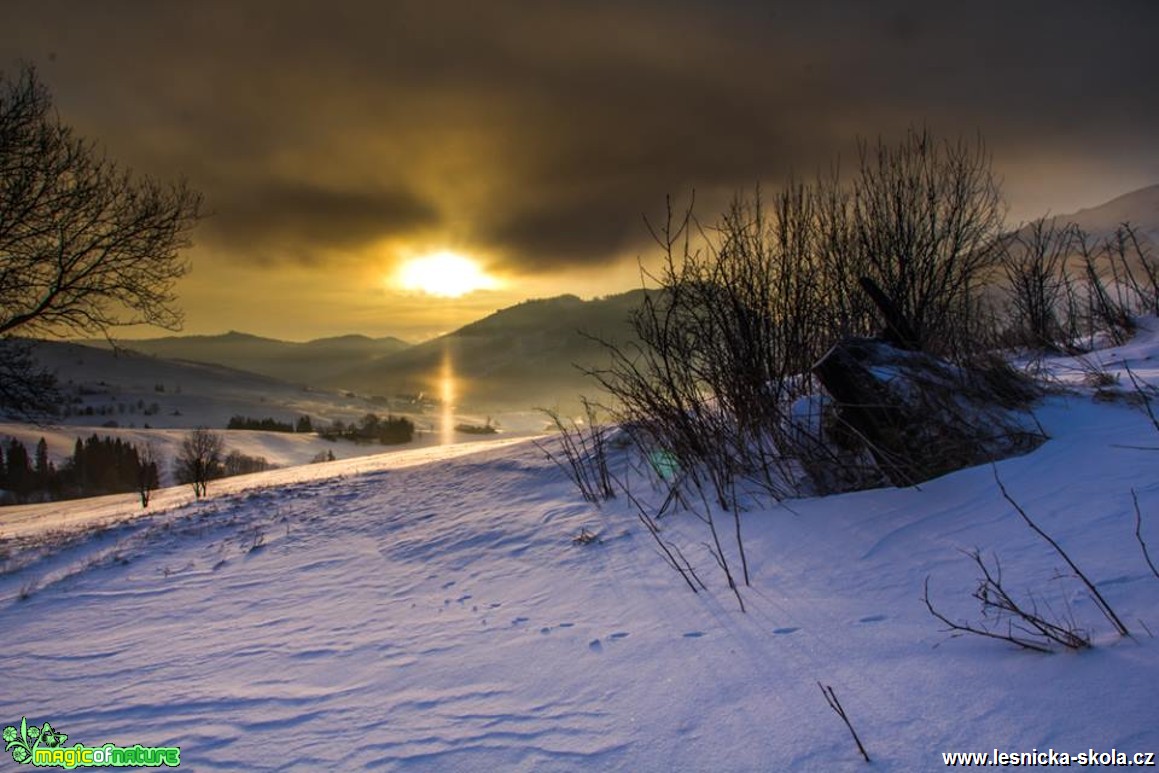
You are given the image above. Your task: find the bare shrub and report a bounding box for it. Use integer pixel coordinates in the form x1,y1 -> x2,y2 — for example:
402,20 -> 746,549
1000,218 -> 1073,352
924,552 -> 1089,653
994,471 -> 1129,637
612,469 -> 707,597
851,128 -> 1005,355
222,450 -> 273,477
538,398 -> 615,504
1113,224 -> 1159,316
582,129 -> 1038,607
588,188 -> 858,508
590,129 -> 1011,511
1074,229 -> 1135,347
925,471 -> 1129,652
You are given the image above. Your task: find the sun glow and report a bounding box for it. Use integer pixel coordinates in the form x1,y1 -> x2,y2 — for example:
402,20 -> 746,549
397,251 -> 498,297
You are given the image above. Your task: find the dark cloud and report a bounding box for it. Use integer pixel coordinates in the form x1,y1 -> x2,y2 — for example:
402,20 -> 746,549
486,190 -> 651,271
3,0 -> 1159,276
203,181 -> 440,264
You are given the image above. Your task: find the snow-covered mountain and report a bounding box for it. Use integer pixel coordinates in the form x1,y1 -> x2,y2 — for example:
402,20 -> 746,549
1,339 -> 538,488
27,338 -> 400,431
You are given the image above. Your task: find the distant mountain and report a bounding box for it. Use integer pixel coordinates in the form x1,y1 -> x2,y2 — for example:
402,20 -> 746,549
326,291 -> 650,411
25,339 -> 394,430
1049,183 -> 1159,241
86,330 -> 411,386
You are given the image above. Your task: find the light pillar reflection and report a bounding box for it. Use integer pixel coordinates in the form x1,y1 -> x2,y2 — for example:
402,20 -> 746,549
440,343 -> 455,446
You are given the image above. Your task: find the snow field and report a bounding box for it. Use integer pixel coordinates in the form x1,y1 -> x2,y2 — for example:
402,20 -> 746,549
2,326 -> 1159,769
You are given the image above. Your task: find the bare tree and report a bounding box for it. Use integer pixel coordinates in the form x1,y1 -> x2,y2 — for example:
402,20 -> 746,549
0,65 -> 203,413
175,428 -> 224,499
137,442 -> 161,508
0,339 -> 59,419
852,128 -> 1005,354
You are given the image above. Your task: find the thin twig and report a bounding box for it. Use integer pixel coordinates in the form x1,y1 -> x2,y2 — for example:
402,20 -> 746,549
818,682 -> 871,763
993,467 -> 1129,637
1134,489 -> 1159,581
1124,363 -> 1159,435
923,575 -> 1054,654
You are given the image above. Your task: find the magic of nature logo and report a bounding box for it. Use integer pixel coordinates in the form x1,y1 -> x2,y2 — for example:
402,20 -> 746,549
3,717 -> 180,768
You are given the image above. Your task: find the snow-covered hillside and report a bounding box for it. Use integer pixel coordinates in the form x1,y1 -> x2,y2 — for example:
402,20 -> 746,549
2,330 -> 1159,770
0,419 -> 536,492
26,339 -> 410,430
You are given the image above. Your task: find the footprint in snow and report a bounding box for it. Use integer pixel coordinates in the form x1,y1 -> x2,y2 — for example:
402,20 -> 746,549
773,627 -> 800,635
858,614 -> 886,624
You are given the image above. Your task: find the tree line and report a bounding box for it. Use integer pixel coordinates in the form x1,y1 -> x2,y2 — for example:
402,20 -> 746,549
0,434 -> 159,505
320,413 -> 414,445
0,430 -> 279,506
226,415 -> 314,433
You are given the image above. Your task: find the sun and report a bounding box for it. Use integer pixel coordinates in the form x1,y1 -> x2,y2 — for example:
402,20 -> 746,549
397,251 -> 499,297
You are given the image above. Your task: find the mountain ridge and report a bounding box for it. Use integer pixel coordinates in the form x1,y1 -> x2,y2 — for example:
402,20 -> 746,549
80,330 -> 412,386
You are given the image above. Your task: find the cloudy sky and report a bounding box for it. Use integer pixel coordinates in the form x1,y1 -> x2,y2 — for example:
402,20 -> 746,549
4,0 -> 1158,341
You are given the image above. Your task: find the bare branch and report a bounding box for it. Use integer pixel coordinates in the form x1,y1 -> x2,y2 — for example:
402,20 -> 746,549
1133,489 -> 1159,581
818,682 -> 871,763
993,468 -> 1129,637
0,65 -> 203,415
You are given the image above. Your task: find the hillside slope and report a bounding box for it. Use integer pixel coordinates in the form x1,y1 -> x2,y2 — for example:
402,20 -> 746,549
83,331 -> 411,386
1058,183 -> 1159,240
2,324 -> 1158,770
329,291 -> 649,411
21,339 -> 398,430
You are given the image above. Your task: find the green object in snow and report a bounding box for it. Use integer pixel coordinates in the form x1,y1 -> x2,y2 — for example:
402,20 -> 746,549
649,450 -> 680,482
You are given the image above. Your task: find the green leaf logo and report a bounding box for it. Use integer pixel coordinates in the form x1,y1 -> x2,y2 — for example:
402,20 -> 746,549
4,717 -> 65,765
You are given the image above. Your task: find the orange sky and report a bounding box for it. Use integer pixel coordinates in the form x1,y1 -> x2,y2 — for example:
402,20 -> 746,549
3,1 -> 1157,342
